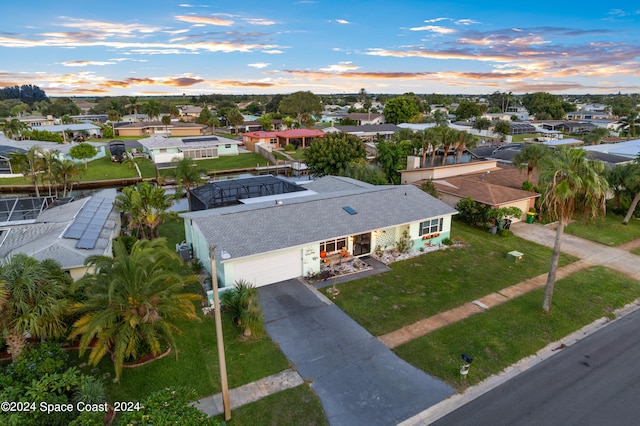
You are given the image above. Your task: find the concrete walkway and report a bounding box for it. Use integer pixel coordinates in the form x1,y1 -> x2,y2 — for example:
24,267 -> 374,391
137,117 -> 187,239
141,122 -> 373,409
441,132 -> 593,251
192,369 -> 304,417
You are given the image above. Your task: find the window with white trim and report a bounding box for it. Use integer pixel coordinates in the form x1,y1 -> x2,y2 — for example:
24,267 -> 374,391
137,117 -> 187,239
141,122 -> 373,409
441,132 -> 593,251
418,218 -> 443,236
320,237 -> 347,254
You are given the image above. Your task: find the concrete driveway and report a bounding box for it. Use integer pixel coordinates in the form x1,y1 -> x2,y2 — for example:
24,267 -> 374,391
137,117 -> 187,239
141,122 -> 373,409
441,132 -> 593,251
259,279 -> 454,426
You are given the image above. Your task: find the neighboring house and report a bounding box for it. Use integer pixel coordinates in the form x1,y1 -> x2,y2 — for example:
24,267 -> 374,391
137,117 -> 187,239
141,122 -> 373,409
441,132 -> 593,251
0,193 -> 120,280
346,112 -> 386,125
115,121 -> 205,137
567,111 -> 612,120
37,123 -> 102,140
137,135 -> 240,165
555,121 -> 597,134
70,114 -> 108,124
179,105 -> 203,121
0,145 -> 25,174
583,138 -> 640,160
181,175 -> 457,289
18,115 -> 56,127
505,106 -> 530,121
323,123 -> 400,142
0,135 -> 107,164
419,166 -> 540,221
120,114 -> 150,123
242,128 -> 325,152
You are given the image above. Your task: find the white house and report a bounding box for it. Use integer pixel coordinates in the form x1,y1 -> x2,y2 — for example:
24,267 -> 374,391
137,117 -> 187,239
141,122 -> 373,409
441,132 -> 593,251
181,176 -> 457,290
138,135 -> 240,165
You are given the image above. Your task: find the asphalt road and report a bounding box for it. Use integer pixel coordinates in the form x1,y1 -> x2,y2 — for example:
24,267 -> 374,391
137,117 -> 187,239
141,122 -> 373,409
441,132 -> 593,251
433,309 -> 640,426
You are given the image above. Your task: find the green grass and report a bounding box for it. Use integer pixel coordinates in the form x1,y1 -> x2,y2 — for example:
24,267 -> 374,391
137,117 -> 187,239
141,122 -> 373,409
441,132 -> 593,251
135,158 -> 158,179
68,292 -> 291,402
213,384 -> 327,426
78,156 -> 139,180
394,266 -> 640,391
159,153 -> 269,177
510,133 -> 540,142
285,149 -> 306,161
327,223 -> 576,336
563,213 -> 640,246
158,216 -> 186,248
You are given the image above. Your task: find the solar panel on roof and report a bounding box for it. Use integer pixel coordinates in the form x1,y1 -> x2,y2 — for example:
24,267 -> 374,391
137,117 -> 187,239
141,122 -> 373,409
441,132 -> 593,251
183,136 -> 219,143
62,197 -> 113,249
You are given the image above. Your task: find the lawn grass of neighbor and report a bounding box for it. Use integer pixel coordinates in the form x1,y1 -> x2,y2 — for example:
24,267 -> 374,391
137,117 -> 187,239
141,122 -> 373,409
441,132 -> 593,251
394,266 -> 640,392
79,155 -> 139,180
159,152 -> 269,177
213,384 -> 328,426
327,223 -> 576,336
135,157 -> 157,179
564,212 -> 640,247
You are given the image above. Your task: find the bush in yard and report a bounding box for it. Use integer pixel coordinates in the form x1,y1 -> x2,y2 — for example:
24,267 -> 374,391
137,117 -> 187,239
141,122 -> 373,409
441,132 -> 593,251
221,279 -> 264,339
118,387 -> 219,426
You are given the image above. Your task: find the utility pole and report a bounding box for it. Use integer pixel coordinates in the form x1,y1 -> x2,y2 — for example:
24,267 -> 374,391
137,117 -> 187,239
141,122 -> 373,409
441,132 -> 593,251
209,244 -> 231,421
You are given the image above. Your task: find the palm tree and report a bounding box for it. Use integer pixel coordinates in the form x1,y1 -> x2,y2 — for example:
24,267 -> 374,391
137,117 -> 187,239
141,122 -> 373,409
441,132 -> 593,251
143,100 -> 161,121
54,159 -> 82,197
5,118 -> 26,140
620,158 -> 640,225
70,238 -> 201,382
161,115 -> 171,134
127,96 -> 140,115
619,110 -> 639,139
513,143 -> 551,185
221,279 -> 264,338
227,108 -> 244,135
0,255 -> 71,360
538,148 -> 608,312
439,126 -> 459,165
583,127 -> 609,145
11,145 -> 44,196
41,149 -> 61,196
170,157 -> 206,209
114,182 -> 172,239
455,131 -> 476,163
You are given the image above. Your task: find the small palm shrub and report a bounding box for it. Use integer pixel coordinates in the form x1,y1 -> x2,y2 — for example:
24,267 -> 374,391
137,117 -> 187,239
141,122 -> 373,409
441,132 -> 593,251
221,280 -> 264,339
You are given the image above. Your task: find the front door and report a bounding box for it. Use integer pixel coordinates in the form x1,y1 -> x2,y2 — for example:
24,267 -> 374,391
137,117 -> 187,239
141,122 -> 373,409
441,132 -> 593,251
352,233 -> 371,256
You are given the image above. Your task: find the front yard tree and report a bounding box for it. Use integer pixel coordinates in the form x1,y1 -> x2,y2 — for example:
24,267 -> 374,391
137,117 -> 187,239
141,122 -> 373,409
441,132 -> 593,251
621,159 -> 640,225
383,95 -> 421,124
0,255 -> 71,360
279,91 -> 323,127
538,148 -> 608,312
69,142 -> 97,169
114,182 -> 173,239
305,133 -> 366,177
226,108 -> 244,135
70,238 -> 201,382
493,119 -> 511,141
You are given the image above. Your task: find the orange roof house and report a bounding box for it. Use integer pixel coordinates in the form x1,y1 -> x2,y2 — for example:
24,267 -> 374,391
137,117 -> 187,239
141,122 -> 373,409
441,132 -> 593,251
242,128 -> 325,152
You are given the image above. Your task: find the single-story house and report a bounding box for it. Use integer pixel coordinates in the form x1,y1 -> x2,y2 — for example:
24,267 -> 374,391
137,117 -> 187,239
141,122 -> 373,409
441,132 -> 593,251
323,123 -> 400,142
37,123 -> 102,140
0,193 -> 120,280
181,175 -> 457,289
0,136 -> 107,167
116,121 -> 205,137
138,135 -> 240,165
242,128 -> 325,152
346,112 -> 386,125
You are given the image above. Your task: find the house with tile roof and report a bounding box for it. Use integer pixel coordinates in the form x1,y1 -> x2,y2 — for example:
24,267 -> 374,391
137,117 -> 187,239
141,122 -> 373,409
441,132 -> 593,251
181,175 -> 457,289
115,121 -> 205,137
242,128 -> 325,152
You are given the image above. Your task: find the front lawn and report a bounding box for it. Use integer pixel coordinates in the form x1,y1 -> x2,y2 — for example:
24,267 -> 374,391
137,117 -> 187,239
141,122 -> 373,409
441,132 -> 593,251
214,384 -> 327,426
78,155 -> 139,181
564,212 -> 640,246
328,223 -> 576,336
395,266 -> 640,391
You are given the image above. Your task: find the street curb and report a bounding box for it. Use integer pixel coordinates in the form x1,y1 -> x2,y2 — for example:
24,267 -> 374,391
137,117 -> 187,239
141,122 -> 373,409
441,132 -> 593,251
399,298 -> 640,425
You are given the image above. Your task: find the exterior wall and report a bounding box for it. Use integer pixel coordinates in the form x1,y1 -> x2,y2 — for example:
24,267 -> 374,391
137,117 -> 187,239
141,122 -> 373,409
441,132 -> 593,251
216,144 -> 239,156
149,148 -> 182,164
171,127 -> 203,137
438,192 -> 533,222
117,128 -> 144,137
301,244 -> 321,278
401,160 -> 500,184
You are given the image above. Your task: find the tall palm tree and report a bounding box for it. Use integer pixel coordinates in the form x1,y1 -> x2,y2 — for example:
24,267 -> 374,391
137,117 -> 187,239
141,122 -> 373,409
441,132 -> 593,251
70,238 -> 201,382
127,96 -> 140,115
41,149 -> 61,196
143,100 -> 161,121
439,126 -> 459,166
455,131 -> 476,163
5,118 -> 26,140
170,157 -> 206,209
54,159 -> 82,197
11,145 -> 44,196
0,255 -> 71,360
513,143 -> 552,185
538,148 -> 608,312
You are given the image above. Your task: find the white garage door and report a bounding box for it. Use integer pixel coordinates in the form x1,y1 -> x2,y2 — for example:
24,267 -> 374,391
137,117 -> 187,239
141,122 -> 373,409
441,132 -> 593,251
232,249 -> 302,287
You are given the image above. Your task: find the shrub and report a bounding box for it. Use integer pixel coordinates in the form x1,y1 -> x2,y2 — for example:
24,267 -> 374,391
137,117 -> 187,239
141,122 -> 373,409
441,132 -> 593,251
521,180 -> 534,191
221,280 -> 264,339
396,230 -> 413,253
498,229 -> 514,238
442,237 -> 453,246
284,144 -> 296,152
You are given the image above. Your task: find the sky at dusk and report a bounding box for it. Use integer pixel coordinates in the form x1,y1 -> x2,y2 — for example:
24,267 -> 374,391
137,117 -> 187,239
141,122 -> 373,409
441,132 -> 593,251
1,1 -> 639,97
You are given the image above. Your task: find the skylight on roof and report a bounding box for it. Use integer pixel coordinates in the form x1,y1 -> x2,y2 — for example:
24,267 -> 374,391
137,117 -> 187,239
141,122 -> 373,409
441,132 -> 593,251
342,206 -> 357,215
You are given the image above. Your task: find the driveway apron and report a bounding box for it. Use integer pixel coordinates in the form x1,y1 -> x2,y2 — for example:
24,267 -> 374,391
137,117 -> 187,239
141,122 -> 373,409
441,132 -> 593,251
259,279 -> 454,426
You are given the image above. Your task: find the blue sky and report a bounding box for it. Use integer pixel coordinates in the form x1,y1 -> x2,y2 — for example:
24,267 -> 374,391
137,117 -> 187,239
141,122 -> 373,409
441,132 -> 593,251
1,1 -> 639,97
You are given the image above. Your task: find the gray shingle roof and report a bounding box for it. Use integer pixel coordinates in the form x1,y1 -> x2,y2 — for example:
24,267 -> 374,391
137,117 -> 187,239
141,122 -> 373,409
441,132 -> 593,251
182,181 -> 457,261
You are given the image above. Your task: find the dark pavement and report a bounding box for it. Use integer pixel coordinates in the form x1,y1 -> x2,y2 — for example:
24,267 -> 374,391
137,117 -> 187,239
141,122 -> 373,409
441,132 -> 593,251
259,279 -> 454,426
432,308 -> 640,426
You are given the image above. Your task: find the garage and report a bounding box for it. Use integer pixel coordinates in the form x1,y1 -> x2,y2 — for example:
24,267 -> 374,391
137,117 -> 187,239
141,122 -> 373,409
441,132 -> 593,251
230,248 -> 302,287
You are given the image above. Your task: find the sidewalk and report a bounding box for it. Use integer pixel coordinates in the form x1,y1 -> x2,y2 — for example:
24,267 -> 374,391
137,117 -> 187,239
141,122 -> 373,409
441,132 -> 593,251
192,369 -> 304,417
